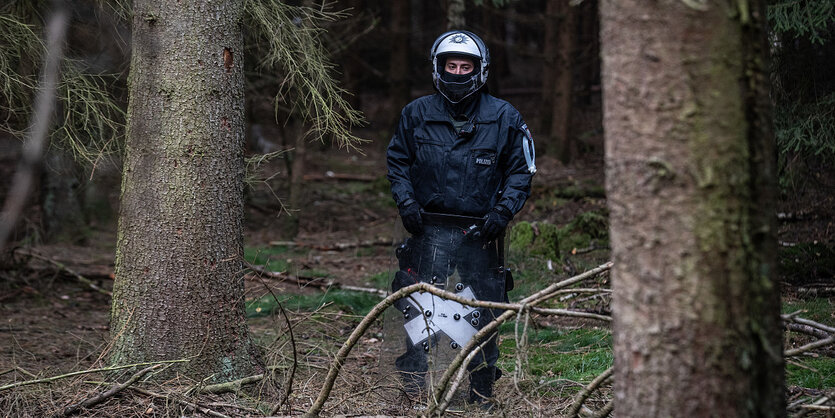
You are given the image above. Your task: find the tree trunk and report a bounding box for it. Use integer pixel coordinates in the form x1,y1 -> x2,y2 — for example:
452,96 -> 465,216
542,0 -> 576,163
41,146 -> 86,243
388,0 -> 411,127
446,0 -> 465,30
109,0 -> 261,382
601,0 -> 784,416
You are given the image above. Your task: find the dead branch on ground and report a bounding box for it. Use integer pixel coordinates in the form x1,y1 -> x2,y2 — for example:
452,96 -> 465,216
269,238 -> 392,251
63,364 -> 161,415
127,386 -> 232,418
567,367 -> 613,418
0,360 -> 188,392
17,249 -> 112,296
245,261 -> 387,296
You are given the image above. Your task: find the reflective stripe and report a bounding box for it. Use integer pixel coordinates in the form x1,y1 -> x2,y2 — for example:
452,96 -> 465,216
521,124 -> 537,174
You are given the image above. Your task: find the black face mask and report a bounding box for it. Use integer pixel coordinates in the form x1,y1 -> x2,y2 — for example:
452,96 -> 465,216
439,71 -> 478,103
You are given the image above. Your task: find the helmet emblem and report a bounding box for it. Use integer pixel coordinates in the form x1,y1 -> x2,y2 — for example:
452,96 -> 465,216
449,34 -> 468,44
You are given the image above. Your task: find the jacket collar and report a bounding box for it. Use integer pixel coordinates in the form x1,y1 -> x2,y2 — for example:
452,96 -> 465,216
423,92 -> 499,123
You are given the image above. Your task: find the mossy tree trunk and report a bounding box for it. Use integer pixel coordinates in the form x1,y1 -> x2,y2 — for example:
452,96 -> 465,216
601,0 -> 784,416
109,0 -> 262,381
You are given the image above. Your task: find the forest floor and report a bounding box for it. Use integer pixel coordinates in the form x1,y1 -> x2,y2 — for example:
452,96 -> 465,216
1,139 -> 834,417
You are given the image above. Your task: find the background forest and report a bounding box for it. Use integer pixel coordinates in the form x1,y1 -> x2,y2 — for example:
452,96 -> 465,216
0,0 -> 833,417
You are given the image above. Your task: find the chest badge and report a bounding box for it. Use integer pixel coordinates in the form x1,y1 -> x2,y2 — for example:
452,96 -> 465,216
475,156 -> 493,166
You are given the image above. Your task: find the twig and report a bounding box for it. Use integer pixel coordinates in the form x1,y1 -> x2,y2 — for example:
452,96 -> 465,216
787,323 -> 830,339
0,1 -> 68,249
531,307 -> 611,322
591,399 -> 614,418
128,386 -> 232,418
511,306 -> 539,410
785,336 -> 835,357
567,367 -> 614,418
63,364 -> 161,415
197,374 -> 265,394
302,238 -> 393,251
258,278 -> 298,416
302,172 -> 377,182
0,359 -> 188,391
245,262 -> 386,296
794,393 -> 834,418
800,405 -> 835,411
783,315 -> 835,335
434,343 -> 485,413
20,250 -> 112,296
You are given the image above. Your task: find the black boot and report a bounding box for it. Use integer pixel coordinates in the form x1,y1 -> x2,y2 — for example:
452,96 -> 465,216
468,367 -> 501,407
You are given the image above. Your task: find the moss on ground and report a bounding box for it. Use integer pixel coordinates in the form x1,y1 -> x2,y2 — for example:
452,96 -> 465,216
510,210 -> 609,262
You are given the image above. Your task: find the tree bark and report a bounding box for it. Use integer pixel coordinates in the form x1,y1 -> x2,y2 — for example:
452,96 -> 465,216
542,0 -> 576,163
109,0 -> 261,382
388,0 -> 411,127
42,146 -> 86,243
446,0 -> 465,30
601,0 -> 784,416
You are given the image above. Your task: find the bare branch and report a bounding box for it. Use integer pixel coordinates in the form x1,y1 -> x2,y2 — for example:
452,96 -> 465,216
785,336 -> 835,357
567,366 -> 613,418
63,364 -> 161,415
0,359 -> 188,392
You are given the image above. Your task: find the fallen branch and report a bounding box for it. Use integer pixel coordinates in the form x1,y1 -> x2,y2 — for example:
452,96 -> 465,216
591,399 -> 614,418
128,386 -> 231,418
20,250 -> 112,296
245,262 -> 387,296
63,364 -> 161,415
787,323 -> 830,339
434,343 -> 485,413
197,374 -> 265,394
785,336 -> 835,357
302,239 -> 393,252
302,172 -> 377,182
0,359 -> 188,392
532,307 -> 611,322
783,314 -> 835,335
793,393 -> 834,418
566,367 -> 613,418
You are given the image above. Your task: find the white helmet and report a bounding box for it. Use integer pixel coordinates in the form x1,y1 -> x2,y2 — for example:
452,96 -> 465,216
430,30 -> 490,104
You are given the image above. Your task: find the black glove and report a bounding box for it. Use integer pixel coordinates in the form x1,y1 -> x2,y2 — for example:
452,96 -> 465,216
399,201 -> 424,236
481,206 -> 512,241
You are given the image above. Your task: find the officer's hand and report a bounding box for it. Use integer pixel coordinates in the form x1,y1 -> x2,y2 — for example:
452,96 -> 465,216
481,206 -> 512,241
399,202 -> 424,236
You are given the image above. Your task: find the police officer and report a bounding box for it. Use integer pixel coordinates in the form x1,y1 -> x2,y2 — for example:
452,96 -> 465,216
386,30 -> 536,405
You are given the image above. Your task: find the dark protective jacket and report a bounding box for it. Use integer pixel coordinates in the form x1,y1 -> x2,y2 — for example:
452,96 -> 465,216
387,92 -> 534,217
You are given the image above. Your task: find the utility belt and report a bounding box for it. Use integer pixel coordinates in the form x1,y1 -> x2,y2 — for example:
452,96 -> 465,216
420,211 -> 484,229
406,211 -> 513,293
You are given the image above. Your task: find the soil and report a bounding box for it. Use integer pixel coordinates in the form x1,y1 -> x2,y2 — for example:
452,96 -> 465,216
0,135 -> 833,416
